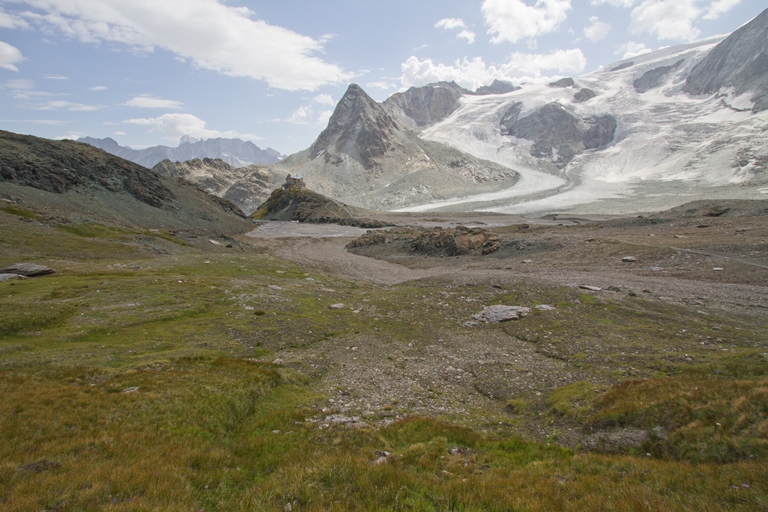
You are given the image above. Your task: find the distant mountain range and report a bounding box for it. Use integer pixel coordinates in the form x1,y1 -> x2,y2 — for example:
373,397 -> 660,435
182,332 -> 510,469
78,135 -> 284,169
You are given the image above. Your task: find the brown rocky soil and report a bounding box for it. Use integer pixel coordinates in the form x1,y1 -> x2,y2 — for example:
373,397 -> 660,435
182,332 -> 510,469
244,200 -> 768,443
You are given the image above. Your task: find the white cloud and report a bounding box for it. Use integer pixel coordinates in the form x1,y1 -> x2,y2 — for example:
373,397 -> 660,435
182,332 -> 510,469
12,0 -> 351,91
457,30 -> 476,44
590,0 -> 637,7
316,109 -> 333,127
312,94 -> 336,106
435,18 -> 466,31
400,49 -> 586,91
123,95 -> 183,109
435,17 -> 476,44
704,0 -> 742,20
481,0 -> 572,44
286,94 -> 338,125
0,41 -> 23,71
365,80 -> 397,91
90,85 -> 107,91
5,78 -> 50,99
123,113 -> 262,141
0,8 -> 29,29
615,41 -> 652,59
630,0 -> 702,41
287,105 -> 310,124
34,100 -> 102,111
584,17 -> 611,42
43,74 -> 69,80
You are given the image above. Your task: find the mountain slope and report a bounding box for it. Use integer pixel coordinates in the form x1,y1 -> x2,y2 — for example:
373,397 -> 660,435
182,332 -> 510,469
0,130 -> 251,234
684,8 -> 768,112
269,84 -> 518,211
79,136 -> 284,169
152,158 -> 281,215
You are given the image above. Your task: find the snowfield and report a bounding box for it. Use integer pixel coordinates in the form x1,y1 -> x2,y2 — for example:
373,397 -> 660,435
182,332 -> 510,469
398,36 -> 768,215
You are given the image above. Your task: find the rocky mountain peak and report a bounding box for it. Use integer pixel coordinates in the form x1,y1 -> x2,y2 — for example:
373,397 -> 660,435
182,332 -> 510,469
310,83 -> 401,169
384,81 -> 472,127
684,7 -> 768,112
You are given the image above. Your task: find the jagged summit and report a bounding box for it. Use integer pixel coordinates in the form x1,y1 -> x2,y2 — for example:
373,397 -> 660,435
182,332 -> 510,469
310,83 -> 401,170
684,8 -> 768,112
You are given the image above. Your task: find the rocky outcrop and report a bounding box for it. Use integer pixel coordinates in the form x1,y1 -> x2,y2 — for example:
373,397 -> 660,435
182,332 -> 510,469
583,115 -> 618,150
633,60 -> 683,93
475,80 -> 519,95
384,81 -> 472,127
152,158 -> 279,214
610,61 -> 634,72
500,103 -> 616,165
79,136 -> 284,169
252,187 -> 391,228
684,8 -> 768,112
472,305 -> 530,323
549,77 -> 575,88
573,88 -> 597,103
348,225 -> 500,257
0,263 -> 55,277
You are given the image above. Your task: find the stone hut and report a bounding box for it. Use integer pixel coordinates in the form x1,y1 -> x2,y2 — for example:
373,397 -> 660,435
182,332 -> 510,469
282,173 -> 305,190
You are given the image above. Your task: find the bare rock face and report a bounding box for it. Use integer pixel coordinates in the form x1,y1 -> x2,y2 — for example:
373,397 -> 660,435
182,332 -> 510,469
584,115 -> 618,150
152,158 -> 279,215
684,7 -> 768,112
384,81 -> 472,127
573,88 -> 597,103
475,79 -> 520,95
311,84 -> 401,170
633,60 -> 683,93
548,77 -> 575,88
500,103 -> 617,166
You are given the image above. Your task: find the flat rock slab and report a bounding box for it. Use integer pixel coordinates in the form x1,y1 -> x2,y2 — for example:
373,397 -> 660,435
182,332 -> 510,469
0,263 -> 55,277
473,305 -> 531,323
0,273 -> 24,282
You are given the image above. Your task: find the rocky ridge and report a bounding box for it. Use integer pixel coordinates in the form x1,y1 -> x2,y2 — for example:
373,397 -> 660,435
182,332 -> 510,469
152,158 -> 281,215
0,130 -> 251,235
79,135 -> 284,169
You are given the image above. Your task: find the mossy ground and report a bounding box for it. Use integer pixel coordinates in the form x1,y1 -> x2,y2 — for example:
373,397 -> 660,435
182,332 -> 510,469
1,207 -> 767,510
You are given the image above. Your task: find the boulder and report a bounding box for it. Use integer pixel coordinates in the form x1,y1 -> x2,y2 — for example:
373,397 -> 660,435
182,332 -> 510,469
473,305 -> 531,323
0,263 -> 55,277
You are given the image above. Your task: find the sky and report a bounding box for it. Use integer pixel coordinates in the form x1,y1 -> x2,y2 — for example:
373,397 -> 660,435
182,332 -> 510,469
0,0 -> 765,155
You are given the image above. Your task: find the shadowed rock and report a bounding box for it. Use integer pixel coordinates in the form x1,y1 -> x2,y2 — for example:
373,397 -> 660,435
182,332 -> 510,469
684,8 -> 768,112
633,60 -> 683,93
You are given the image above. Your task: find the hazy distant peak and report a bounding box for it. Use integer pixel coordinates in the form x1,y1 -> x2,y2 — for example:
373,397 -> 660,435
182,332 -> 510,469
179,135 -> 200,145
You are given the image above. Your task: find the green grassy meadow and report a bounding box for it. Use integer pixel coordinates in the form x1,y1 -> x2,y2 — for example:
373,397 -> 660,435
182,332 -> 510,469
1,207 -> 767,511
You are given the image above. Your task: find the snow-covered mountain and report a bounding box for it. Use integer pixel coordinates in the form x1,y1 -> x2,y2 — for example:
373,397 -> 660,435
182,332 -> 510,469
280,8 -> 768,215
269,84 -> 518,210
78,136 -> 284,169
